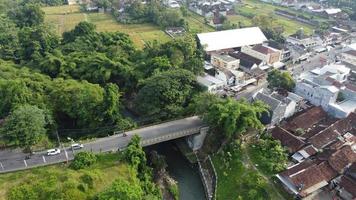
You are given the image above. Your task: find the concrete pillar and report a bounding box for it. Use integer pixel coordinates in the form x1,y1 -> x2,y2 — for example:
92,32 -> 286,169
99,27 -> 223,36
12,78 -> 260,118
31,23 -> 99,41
186,126 -> 209,151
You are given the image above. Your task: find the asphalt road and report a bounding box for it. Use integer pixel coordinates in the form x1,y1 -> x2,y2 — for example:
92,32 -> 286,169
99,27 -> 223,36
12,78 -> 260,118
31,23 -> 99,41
0,116 -> 205,174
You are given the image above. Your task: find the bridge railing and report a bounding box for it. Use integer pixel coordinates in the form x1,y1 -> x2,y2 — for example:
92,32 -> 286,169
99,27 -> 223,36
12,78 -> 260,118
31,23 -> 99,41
140,127 -> 201,147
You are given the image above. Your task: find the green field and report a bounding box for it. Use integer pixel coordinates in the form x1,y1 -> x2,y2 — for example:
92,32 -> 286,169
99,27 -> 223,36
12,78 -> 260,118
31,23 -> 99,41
0,153 -> 130,200
230,0 -> 318,36
43,5 -> 171,48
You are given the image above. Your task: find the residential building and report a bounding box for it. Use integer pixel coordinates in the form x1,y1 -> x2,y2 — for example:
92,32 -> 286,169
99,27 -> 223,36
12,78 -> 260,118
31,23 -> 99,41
229,51 -> 265,73
211,54 -> 239,70
287,29 -> 322,48
197,73 -> 225,92
295,64 -> 356,118
340,50 -> 356,72
214,66 -> 244,86
266,40 -> 291,62
197,27 -> 267,54
241,44 -> 282,65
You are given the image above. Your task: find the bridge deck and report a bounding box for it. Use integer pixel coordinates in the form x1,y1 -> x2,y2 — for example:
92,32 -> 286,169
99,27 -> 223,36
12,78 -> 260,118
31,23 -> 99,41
0,116 -> 205,173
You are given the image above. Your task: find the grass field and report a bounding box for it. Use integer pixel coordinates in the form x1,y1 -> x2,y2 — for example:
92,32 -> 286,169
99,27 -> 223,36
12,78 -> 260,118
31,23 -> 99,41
42,5 -> 171,48
185,11 -> 215,33
231,0 -> 317,36
0,153 -> 130,200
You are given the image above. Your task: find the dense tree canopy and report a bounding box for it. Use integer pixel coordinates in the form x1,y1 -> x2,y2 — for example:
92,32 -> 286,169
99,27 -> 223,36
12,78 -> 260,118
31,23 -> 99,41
267,69 -> 295,91
134,69 -> 197,120
0,105 -> 50,149
193,94 -> 268,139
8,3 -> 44,28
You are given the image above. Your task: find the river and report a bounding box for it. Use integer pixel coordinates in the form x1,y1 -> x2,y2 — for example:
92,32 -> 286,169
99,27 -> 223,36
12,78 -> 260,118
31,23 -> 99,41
145,141 -> 206,200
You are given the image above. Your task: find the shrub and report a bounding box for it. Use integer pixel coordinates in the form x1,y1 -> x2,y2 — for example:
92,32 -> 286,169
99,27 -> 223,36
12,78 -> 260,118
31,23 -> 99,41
70,152 -> 97,170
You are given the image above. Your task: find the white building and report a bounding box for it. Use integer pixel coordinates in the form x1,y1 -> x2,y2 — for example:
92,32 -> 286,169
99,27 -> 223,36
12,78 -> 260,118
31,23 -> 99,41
197,27 -> 267,54
241,44 -> 282,65
295,64 -> 356,118
211,54 -> 239,70
197,73 -> 225,93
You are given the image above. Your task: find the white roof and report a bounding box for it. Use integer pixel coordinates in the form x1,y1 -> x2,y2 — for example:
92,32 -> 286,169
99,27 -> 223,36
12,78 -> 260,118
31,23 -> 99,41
324,8 -> 341,15
197,74 -> 224,87
348,43 -> 356,50
197,27 -> 267,52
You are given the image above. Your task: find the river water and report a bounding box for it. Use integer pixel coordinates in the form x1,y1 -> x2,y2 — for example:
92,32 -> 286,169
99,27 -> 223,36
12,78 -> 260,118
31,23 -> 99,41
145,141 -> 206,200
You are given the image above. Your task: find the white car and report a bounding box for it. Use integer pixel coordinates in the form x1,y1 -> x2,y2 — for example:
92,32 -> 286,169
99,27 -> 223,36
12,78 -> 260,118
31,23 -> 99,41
47,148 -> 61,156
71,143 -> 84,150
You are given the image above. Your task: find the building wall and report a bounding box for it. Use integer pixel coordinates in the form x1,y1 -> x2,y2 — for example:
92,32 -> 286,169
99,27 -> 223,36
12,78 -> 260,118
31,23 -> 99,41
284,101 -> 297,118
295,82 -> 338,109
242,46 -> 269,64
211,55 -> 240,70
341,53 -> 356,67
242,46 -> 281,65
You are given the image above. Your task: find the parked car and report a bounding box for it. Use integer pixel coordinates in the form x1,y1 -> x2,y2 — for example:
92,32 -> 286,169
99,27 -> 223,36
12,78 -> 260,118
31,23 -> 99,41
47,148 -> 61,156
71,143 -> 84,150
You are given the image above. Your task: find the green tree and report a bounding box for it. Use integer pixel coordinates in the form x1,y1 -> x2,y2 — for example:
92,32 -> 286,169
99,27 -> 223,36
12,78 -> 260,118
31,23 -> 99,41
267,69 -> 295,91
97,175 -> 144,200
70,151 -> 97,170
197,98 -> 268,139
0,16 -> 19,61
8,184 -> 37,200
51,78 -> 106,128
123,135 -> 146,170
0,105 -> 48,150
250,136 -> 288,174
62,21 -> 96,43
134,69 -> 196,120
8,3 -> 45,28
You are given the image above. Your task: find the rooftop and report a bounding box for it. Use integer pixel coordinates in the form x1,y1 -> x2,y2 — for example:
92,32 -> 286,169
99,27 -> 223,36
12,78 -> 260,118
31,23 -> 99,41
197,27 -> 267,52
213,54 -> 239,63
252,44 -> 277,55
229,51 -> 263,69
271,126 -> 305,153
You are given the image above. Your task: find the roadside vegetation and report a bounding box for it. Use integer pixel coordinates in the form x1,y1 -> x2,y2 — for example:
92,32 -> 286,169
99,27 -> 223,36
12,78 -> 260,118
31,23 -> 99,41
0,136 -> 162,200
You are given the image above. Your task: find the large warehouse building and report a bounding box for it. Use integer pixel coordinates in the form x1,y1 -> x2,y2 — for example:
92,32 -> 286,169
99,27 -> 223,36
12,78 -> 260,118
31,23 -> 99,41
197,27 -> 267,54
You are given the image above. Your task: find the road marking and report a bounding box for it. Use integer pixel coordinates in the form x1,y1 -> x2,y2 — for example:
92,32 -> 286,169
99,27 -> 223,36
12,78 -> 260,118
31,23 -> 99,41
0,162 -> 4,171
43,156 -> 46,163
24,160 -> 28,167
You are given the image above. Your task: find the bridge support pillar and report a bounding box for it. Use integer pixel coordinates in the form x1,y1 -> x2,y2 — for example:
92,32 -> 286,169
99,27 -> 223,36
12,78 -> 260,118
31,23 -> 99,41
186,126 -> 209,151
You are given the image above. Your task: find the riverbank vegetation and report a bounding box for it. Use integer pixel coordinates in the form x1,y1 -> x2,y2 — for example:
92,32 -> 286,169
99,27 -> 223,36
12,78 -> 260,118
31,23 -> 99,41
212,139 -> 287,200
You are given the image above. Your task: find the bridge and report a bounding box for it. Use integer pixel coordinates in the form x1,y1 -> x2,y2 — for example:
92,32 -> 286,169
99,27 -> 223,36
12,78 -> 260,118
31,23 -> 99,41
0,116 -> 208,173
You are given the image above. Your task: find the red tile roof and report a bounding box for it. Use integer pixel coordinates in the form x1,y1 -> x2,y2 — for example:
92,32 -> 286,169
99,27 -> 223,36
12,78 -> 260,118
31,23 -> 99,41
283,107 -> 328,132
308,113 -> 355,149
339,176 -> 356,197
303,145 -> 318,157
271,126 -> 305,153
328,145 -> 356,173
280,161 -> 337,197
252,44 -> 276,55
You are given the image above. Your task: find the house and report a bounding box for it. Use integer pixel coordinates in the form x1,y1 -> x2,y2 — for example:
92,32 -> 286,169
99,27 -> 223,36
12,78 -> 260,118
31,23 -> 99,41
241,44 -> 282,65
266,40 -> 291,62
229,52 -> 265,73
271,126 -> 305,153
295,64 -> 351,111
277,144 -> 356,198
340,50 -> 356,72
291,145 -> 318,163
276,160 -> 338,198
254,92 -> 287,125
253,90 -> 298,126
287,29 -> 322,48
211,54 -> 239,70
197,27 -> 267,54
336,175 -> 356,200
214,66 -> 244,86
197,73 -> 225,92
